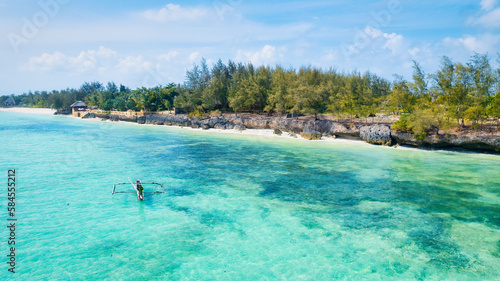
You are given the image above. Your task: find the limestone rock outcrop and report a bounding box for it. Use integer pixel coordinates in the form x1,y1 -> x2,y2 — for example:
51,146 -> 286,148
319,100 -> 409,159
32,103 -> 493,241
359,125 -> 393,146
300,129 -> 322,140
85,112 -> 500,153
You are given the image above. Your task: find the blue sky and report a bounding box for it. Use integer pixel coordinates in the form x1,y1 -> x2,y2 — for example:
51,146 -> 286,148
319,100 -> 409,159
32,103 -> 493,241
1,0 -> 499,95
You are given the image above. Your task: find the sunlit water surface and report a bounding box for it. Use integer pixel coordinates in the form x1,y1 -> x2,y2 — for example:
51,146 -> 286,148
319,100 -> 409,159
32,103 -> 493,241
1,111 -> 499,280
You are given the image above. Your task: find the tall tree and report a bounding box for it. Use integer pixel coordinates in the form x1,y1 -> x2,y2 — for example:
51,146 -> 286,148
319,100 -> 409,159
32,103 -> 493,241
106,81 -> 119,94
410,61 -> 428,98
451,62 -> 472,126
389,75 -> 415,114
265,66 -> 294,116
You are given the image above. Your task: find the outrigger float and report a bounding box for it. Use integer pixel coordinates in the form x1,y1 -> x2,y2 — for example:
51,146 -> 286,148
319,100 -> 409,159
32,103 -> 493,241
112,180 -> 166,200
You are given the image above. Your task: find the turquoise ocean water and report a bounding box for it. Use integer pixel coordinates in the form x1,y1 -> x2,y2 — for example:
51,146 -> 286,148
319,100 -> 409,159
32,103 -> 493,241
1,111 -> 500,280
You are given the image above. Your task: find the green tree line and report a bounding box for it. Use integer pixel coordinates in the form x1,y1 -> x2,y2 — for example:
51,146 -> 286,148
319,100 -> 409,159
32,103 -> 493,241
391,54 -> 500,135
2,54 -> 499,134
0,81 -> 179,112
174,58 -> 392,120
175,55 -> 500,131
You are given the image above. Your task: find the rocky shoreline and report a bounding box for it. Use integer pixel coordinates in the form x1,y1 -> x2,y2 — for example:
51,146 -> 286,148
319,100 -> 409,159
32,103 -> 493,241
84,112 -> 500,153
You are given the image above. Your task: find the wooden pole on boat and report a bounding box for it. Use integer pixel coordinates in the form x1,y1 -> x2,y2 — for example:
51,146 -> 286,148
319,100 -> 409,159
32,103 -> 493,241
128,177 -> 142,200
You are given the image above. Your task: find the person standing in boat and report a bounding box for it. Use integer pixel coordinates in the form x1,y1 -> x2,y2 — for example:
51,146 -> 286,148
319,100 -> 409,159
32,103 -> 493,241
136,180 -> 144,200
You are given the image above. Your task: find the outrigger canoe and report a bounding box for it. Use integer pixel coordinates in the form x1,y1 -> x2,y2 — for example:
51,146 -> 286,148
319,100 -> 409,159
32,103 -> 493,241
112,180 -> 166,200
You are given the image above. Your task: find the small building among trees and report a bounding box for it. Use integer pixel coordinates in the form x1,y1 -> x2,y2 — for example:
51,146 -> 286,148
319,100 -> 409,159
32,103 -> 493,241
3,97 -> 16,107
70,101 -> 88,117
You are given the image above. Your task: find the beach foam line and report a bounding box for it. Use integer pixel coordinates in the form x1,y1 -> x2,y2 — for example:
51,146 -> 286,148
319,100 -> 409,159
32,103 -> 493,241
88,118 -> 473,154
2,108 -> 445,153
78,116 -> 376,147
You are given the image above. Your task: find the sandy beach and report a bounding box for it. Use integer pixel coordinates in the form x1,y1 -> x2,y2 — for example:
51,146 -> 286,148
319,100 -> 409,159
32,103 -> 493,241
0,107 -> 355,143
74,114 -> 475,154
0,107 -> 56,115
81,115 -> 377,147
0,107 -> 462,153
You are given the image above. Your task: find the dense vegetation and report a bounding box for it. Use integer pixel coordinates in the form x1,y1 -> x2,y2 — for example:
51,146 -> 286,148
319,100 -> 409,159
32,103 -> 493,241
0,82 -> 179,112
2,54 -> 499,134
175,59 -> 392,121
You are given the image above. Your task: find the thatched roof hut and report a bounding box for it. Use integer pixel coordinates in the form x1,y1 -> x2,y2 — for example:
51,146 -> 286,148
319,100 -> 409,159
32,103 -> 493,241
70,101 -> 86,108
3,97 -> 16,107
70,101 -> 88,117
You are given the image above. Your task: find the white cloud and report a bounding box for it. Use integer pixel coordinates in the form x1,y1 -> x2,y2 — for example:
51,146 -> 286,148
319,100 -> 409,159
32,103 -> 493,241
406,44 -> 435,64
318,26 -> 447,82
189,52 -> 202,63
343,26 -> 406,57
481,0 -> 497,11
475,8 -> 500,28
408,47 -> 420,58
23,52 -> 68,72
22,46 -> 118,73
116,56 -> 151,73
13,3 -> 500,95
383,32 -> 404,54
158,51 -> 180,62
363,26 -> 383,38
236,45 -> 280,66
469,0 -> 500,28
321,49 -> 339,62
443,34 -> 500,54
20,47 -> 195,88
140,4 -> 207,22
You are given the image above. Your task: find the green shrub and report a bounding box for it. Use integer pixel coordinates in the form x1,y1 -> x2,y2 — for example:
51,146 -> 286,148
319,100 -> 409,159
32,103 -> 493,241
392,110 -> 437,137
210,109 -> 222,116
407,111 -> 435,136
392,114 -> 410,132
188,109 -> 205,119
415,132 -> 427,140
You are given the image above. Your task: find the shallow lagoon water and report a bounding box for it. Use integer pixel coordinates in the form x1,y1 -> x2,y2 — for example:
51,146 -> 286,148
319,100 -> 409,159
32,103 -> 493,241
1,111 -> 500,280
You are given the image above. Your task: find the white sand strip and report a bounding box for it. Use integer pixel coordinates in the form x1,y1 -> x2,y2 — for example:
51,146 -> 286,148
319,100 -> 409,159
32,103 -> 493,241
2,107 -> 415,151
0,107 -> 56,115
